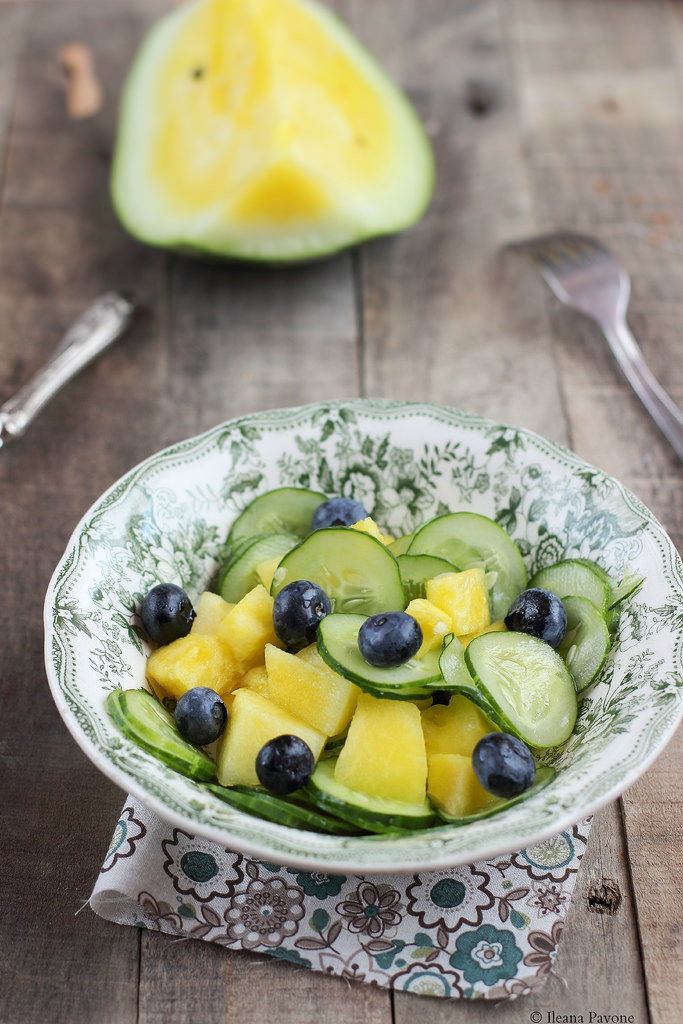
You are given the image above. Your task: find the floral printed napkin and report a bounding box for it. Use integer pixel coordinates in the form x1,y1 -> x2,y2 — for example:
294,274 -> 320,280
90,798 -> 591,1000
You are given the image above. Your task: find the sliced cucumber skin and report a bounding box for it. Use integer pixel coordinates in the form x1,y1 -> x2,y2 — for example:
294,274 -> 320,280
205,783 -> 361,835
216,533 -> 262,588
432,765 -> 556,825
271,528 -> 405,616
529,559 -> 610,618
388,532 -> 415,556
397,553 -> 458,602
465,632 -> 578,749
407,512 -> 527,619
438,634 -> 496,715
556,595 -> 611,694
305,758 -> 435,833
107,688 -> 216,782
218,532 -> 299,602
228,487 -> 327,543
608,572 -> 645,609
317,613 -> 443,696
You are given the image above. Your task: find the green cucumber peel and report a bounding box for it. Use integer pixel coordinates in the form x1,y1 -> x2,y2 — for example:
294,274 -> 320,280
438,633 -> 497,715
464,632 -> 578,748
556,595 -> 611,693
218,531 -> 299,602
317,612 -> 444,696
397,553 -> 458,602
227,487 -> 327,542
107,688 -> 216,782
407,511 -> 527,619
271,528 -> 405,615
204,783 -> 361,835
305,758 -> 435,833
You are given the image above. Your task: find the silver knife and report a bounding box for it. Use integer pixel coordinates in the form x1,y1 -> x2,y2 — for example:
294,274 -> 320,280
0,291 -> 138,448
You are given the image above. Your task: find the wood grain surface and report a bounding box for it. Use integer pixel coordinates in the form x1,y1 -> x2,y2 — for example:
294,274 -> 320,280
1,1 -> 682,1022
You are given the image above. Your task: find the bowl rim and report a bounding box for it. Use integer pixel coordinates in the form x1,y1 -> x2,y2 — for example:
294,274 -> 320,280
43,398 -> 683,873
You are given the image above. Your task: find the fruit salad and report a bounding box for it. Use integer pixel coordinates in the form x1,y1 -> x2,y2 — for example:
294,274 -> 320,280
107,486 -> 643,836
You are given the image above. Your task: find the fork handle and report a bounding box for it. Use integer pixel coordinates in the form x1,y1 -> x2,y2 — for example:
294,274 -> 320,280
601,317 -> 683,462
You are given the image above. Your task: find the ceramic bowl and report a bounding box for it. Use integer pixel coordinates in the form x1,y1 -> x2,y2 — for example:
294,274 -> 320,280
44,400 -> 683,873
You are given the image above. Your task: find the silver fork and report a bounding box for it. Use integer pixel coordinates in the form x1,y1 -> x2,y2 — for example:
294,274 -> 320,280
506,230 -> 683,462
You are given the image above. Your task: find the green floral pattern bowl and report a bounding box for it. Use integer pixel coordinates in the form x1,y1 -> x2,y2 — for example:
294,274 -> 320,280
44,400 -> 683,873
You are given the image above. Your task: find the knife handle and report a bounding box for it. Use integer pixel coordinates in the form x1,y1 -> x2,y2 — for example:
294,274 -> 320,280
0,292 -> 137,448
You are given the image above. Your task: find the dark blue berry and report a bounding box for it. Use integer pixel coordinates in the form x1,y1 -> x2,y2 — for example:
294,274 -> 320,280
504,588 -> 567,648
140,583 -> 195,645
255,734 -> 315,795
174,687 -> 227,746
472,732 -> 536,798
272,580 -> 331,651
358,611 -> 422,667
311,497 -> 369,530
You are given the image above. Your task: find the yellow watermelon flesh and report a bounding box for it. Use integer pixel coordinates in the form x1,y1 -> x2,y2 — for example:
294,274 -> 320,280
111,0 -> 434,261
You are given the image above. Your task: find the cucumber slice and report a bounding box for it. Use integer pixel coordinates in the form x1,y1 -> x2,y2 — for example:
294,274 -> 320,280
397,553 -> 458,602
205,783 -> 361,835
556,595 -> 611,693
388,532 -> 416,556
228,487 -> 327,543
609,572 -> 645,609
218,532 -> 299,602
465,632 -> 578,748
407,512 -> 527,619
271,528 -> 405,615
529,559 -> 610,619
571,557 -> 644,609
432,764 -> 556,825
106,688 -> 216,781
438,633 -> 496,714
317,613 -> 443,697
305,757 -> 435,833
215,533 -> 267,594
324,726 -> 349,751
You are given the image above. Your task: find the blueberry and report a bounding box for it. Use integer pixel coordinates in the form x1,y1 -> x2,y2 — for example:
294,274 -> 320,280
140,583 -> 196,645
504,588 -> 567,648
358,611 -> 422,667
174,687 -> 227,746
311,497 -> 369,530
472,732 -> 536,798
272,580 -> 331,651
255,735 -> 315,795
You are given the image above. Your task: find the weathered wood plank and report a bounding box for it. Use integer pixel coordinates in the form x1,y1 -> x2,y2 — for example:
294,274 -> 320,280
164,250 -> 360,441
0,4 -> 167,1024
350,0 -> 566,444
4,0 -> 683,1021
509,3 -> 683,1023
130,0 -> 380,1015
354,0 -> 655,1019
0,4 -> 27,191
138,932 -> 390,1024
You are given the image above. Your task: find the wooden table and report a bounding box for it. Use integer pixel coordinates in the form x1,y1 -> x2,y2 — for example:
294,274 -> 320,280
2,0 -> 683,1020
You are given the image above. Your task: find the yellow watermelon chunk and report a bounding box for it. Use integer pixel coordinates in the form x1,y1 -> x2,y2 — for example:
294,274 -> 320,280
145,633 -> 239,701
190,591 -> 233,637
265,643 -> 358,736
216,584 -> 282,670
425,568 -> 491,636
216,687 -> 325,786
427,753 -> 492,818
421,694 -> 498,758
334,692 -> 427,804
111,0 -> 434,261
